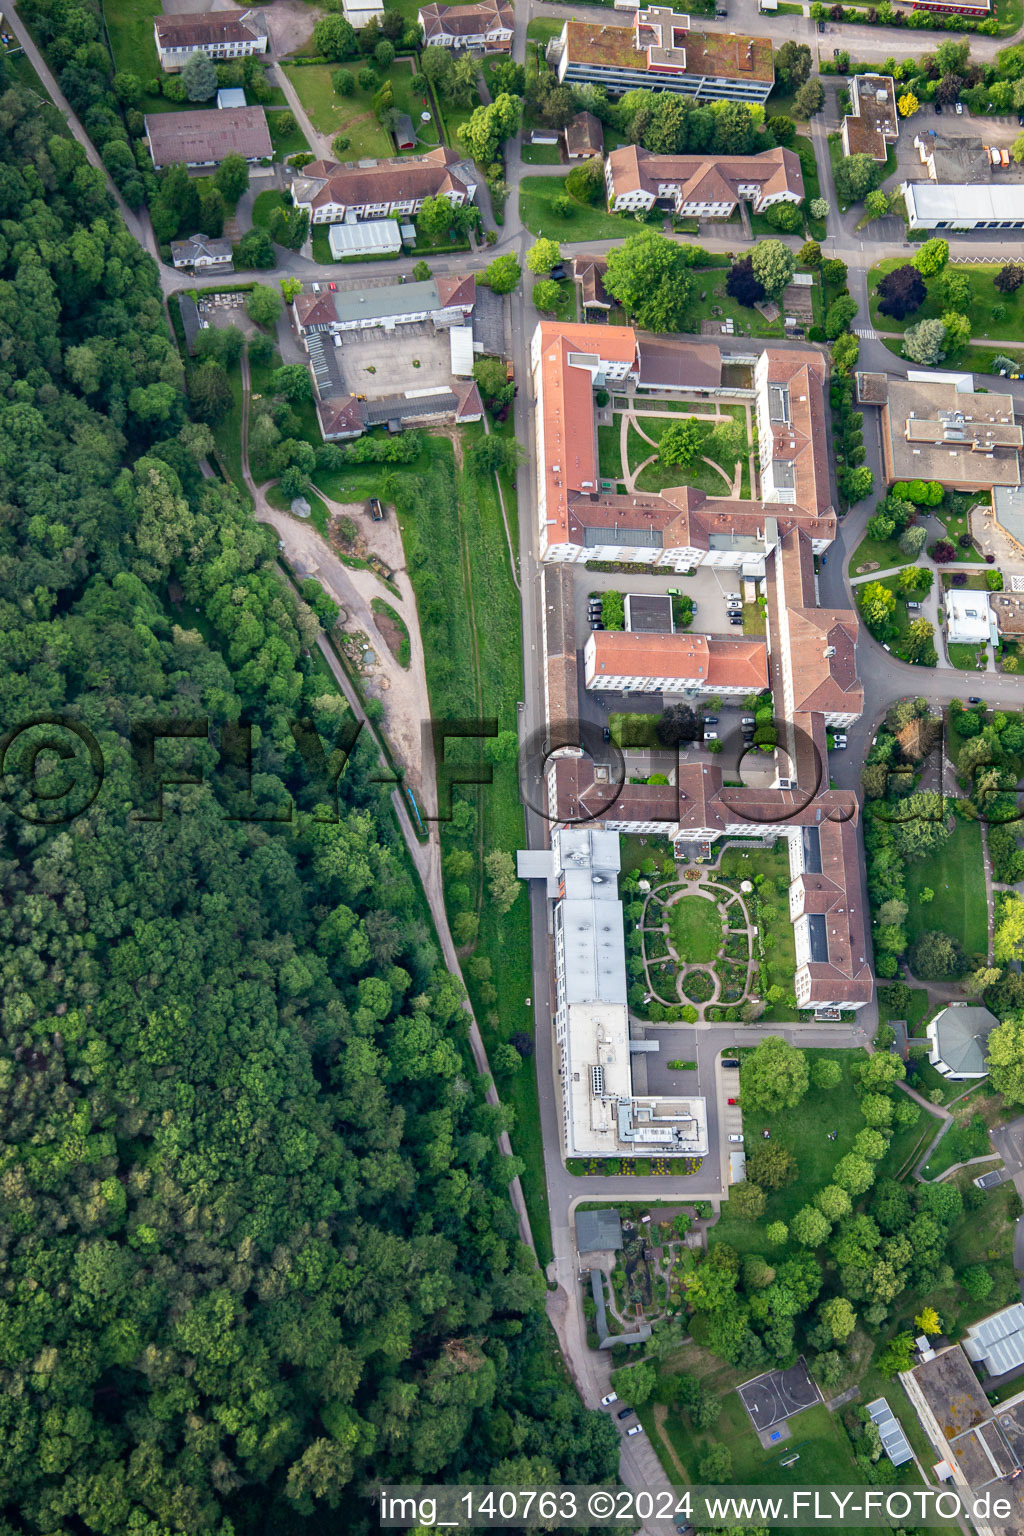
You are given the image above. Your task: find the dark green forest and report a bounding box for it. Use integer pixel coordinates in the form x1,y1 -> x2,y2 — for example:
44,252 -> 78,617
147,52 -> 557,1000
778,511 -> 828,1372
0,80 -> 617,1531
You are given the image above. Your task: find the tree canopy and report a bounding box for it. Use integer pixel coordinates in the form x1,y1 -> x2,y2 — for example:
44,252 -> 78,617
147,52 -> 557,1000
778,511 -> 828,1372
0,81 -> 619,1529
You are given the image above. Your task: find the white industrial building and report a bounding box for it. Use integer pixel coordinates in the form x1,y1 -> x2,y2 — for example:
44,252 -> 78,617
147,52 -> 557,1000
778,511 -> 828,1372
517,828 -> 708,1161
902,180 -> 1024,231
327,219 -> 402,260
964,1304 -> 1024,1377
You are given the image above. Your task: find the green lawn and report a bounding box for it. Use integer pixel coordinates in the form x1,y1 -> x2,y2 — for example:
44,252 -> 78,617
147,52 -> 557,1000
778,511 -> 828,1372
948,641 -> 990,670
711,1048 -> 869,1250
597,422 -> 624,483
281,63 -> 392,156
210,362 -> 247,502
535,275 -> 577,324
102,0 -> 161,81
268,107 -> 312,162
521,143 -> 562,165
880,985 -> 932,1035
388,431 -> 551,1267
849,531 -> 915,575
526,16 -> 573,41
684,276 -> 785,339
870,259 -> 1024,345
630,412 -> 745,499
904,815 -> 987,958
610,711 -> 660,749
252,190 -> 288,230
857,573 -> 936,665
519,174 -> 635,242
641,1394 -> 863,1494
667,894 -> 724,965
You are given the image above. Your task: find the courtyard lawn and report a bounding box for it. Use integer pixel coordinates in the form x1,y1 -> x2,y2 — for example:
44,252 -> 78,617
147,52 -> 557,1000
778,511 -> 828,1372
597,422 -> 624,482
667,893 -> 725,965
629,416 -> 743,499
869,259 -> 1024,344
903,815 -> 987,958
526,17 -> 566,43
534,276 -> 577,324
711,1047 -> 871,1251
715,841 -> 796,1012
519,175 -> 634,242
282,63 -> 392,157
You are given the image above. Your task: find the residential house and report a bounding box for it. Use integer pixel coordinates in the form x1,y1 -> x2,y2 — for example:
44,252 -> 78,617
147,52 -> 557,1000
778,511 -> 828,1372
565,110 -> 604,159
170,233 -> 234,272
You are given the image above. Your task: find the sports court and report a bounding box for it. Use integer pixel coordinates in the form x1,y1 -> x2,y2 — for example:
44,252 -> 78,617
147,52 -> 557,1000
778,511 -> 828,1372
738,1359 -> 822,1433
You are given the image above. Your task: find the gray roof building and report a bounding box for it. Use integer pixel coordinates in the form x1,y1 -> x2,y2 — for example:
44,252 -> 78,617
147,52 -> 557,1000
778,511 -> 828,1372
927,1004 -> 999,1079
145,106 -> 272,168
965,1304 -> 1024,1378
576,1208 -> 622,1253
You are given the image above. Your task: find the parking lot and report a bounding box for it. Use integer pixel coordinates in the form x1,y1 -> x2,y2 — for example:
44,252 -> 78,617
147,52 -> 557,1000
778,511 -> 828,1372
332,322 -> 454,401
575,563 -> 757,643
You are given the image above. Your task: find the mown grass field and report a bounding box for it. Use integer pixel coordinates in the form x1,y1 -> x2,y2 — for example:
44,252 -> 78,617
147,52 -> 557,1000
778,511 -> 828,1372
282,62 -> 392,156
903,815 -> 987,959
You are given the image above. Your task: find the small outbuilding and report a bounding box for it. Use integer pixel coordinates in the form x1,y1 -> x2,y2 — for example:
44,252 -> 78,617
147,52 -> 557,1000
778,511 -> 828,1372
927,1004 -> 999,1079
575,1207 -> 622,1254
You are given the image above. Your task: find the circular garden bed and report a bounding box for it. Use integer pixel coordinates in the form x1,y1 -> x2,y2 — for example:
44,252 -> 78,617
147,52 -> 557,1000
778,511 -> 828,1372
683,970 -> 715,1003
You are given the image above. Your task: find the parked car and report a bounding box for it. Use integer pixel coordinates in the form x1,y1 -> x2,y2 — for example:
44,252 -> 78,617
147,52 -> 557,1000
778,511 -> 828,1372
703,731 -> 719,740
728,1133 -> 744,1143
729,617 -> 743,625
728,1096 -> 739,1105
591,619 -> 604,630
617,1407 -> 634,1420
603,726 -> 611,742
955,101 -> 963,114
741,716 -> 755,725
626,1425 -> 644,1437
907,601 -> 922,610
969,696 -> 983,704
550,263 -> 567,281
725,592 -> 741,602
703,715 -> 719,725
601,1393 -> 618,1407
817,17 -> 825,29
722,1058 -> 739,1068
832,742 -> 847,750
369,497 -> 384,522
934,102 -> 942,114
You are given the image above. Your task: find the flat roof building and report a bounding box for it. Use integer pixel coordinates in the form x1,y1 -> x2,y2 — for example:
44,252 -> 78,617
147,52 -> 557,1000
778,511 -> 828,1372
903,179 -> 1024,230
145,106 -> 272,168
874,375 -> 1022,492
327,219 -> 403,259
964,1305 -> 1024,1377
841,73 -> 898,161
517,828 -> 709,1160
554,9 -> 774,103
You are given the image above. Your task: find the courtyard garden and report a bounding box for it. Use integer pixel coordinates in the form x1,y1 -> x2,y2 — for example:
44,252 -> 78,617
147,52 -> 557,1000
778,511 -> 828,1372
596,403 -> 755,502
625,840 -> 801,1023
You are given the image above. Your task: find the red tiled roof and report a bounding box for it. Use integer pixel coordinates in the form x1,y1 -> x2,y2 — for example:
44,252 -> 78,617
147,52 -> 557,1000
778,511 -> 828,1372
586,630 -> 768,690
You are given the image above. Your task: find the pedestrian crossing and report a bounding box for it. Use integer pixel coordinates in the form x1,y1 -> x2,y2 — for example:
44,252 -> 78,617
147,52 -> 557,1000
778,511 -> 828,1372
853,326 -> 878,340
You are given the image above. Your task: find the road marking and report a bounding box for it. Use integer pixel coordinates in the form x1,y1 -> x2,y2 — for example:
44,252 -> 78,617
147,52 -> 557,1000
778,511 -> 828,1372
854,327 -> 878,339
